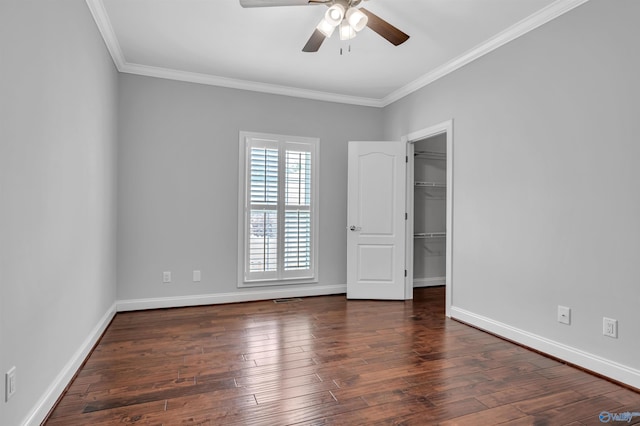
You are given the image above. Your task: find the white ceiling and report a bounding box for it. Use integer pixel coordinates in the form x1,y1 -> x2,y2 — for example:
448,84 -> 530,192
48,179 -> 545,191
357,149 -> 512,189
88,0 -> 587,107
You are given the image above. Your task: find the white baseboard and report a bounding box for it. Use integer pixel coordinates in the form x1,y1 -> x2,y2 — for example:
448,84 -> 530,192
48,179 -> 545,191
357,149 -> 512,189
23,286 -> 345,424
117,284 -> 347,312
413,277 -> 445,287
23,302 -> 117,426
451,306 -> 640,390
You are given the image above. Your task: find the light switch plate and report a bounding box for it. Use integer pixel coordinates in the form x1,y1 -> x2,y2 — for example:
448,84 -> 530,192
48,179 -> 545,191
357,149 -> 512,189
603,317 -> 618,338
6,366 -> 16,401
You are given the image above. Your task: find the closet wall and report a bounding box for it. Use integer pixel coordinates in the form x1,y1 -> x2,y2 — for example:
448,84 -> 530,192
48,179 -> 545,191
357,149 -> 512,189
413,134 -> 447,287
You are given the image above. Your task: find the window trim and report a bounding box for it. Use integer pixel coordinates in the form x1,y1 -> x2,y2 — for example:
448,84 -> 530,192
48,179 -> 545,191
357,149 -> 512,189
237,131 -> 319,287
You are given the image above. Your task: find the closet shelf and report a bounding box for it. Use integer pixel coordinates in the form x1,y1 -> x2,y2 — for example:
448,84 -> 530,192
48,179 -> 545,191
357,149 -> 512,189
415,182 -> 446,188
414,151 -> 446,160
414,232 -> 446,239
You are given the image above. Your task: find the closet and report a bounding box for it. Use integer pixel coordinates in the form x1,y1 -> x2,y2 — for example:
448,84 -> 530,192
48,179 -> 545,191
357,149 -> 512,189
413,134 -> 447,287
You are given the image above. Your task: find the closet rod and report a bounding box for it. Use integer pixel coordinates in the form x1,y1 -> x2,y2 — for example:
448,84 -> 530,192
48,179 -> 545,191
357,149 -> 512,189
414,232 -> 446,239
414,150 -> 446,159
415,182 -> 446,188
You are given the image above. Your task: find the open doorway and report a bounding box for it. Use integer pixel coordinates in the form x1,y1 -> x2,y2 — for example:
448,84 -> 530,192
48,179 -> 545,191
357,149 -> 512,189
403,120 -> 453,316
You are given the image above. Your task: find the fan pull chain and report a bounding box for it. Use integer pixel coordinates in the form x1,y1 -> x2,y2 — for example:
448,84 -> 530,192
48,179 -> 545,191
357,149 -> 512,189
339,45 -> 352,56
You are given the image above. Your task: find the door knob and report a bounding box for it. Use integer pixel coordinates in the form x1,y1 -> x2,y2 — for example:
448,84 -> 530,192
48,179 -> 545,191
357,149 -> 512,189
348,225 -> 362,231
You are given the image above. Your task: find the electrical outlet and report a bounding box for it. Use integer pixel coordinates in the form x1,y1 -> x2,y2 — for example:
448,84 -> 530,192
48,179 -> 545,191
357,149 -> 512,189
6,367 -> 16,401
193,270 -> 201,282
557,305 -> 571,325
163,271 -> 171,283
603,317 -> 618,338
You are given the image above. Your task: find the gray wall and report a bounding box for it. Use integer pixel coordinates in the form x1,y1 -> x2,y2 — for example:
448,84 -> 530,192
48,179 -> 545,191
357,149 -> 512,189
3,0 -> 639,422
0,1 -> 118,424
384,0 -> 640,375
116,75 -> 384,301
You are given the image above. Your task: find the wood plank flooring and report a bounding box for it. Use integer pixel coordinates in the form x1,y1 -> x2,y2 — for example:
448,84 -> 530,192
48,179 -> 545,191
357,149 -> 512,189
46,287 -> 640,425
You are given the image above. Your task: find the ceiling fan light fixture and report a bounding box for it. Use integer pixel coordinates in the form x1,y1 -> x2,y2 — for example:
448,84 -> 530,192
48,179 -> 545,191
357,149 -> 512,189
346,7 -> 368,32
324,4 -> 345,27
339,19 -> 356,40
316,18 -> 336,37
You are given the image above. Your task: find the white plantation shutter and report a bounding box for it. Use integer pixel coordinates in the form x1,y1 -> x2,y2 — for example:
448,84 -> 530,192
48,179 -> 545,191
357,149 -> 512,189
249,146 -> 278,275
239,132 -> 318,285
284,149 -> 311,271
284,210 -> 311,270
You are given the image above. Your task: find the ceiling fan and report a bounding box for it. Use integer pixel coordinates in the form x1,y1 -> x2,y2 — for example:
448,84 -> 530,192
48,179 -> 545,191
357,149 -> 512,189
239,0 -> 410,52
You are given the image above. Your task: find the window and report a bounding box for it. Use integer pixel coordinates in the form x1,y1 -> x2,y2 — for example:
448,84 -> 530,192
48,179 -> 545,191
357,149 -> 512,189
238,131 -> 318,286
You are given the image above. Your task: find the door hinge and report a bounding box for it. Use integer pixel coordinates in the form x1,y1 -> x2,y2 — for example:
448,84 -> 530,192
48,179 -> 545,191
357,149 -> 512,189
405,212 -> 408,220
404,270 -> 407,277
406,156 -> 408,163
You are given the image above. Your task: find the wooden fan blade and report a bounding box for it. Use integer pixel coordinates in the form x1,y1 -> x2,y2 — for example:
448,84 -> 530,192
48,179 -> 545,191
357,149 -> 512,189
240,0 -> 327,7
302,28 -> 326,52
360,7 -> 410,46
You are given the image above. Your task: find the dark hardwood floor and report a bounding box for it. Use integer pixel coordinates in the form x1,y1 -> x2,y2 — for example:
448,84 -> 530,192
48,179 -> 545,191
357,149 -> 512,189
46,287 -> 640,425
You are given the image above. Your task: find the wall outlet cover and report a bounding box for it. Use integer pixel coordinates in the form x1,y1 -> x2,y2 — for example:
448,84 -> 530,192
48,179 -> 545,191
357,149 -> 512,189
557,305 -> 571,325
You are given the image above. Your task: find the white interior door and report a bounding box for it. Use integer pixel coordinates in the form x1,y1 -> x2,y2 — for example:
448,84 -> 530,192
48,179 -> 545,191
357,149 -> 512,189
347,141 -> 407,300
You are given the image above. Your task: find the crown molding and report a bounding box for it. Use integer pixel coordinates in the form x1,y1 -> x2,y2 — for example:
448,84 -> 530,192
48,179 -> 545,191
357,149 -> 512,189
380,0 -> 590,107
119,62 -> 384,107
86,0 -> 588,108
86,0 -> 126,70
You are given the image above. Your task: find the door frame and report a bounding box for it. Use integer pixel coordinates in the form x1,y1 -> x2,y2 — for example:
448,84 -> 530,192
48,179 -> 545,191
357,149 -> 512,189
402,120 -> 453,316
